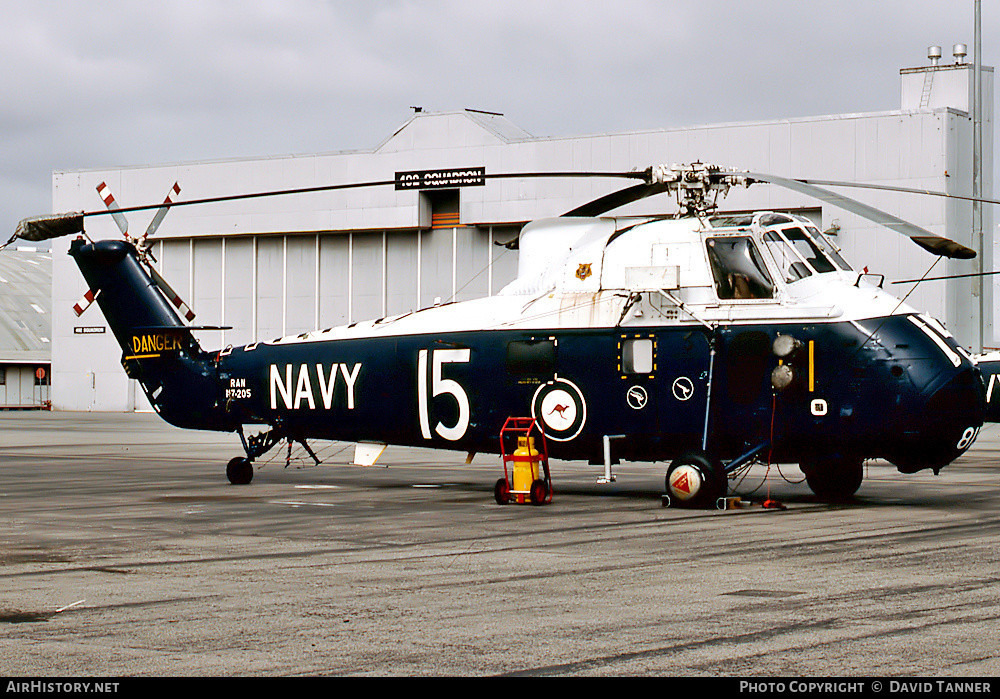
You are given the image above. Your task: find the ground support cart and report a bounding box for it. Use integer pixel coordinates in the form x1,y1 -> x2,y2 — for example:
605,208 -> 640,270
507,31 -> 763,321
495,417 -> 552,505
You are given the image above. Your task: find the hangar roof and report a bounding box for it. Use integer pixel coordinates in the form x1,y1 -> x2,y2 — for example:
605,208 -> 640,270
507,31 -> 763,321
0,249 -> 51,364
376,110 -> 533,152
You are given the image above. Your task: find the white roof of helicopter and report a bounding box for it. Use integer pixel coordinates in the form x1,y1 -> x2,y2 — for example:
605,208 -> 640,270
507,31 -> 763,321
255,212 -> 915,350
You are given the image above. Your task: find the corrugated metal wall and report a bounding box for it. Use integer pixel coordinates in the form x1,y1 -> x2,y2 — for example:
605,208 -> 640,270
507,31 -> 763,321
156,225 -> 520,351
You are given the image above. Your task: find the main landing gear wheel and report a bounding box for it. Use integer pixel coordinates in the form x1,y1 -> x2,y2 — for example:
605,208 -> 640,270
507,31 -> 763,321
227,457 -> 254,485
665,451 -> 726,508
799,455 -> 863,501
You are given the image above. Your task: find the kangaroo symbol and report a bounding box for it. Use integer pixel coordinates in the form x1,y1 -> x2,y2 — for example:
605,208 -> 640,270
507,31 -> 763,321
548,403 -> 571,420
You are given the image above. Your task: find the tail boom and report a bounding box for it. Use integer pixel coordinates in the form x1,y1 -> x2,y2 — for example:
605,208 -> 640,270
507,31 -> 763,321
69,238 -> 231,431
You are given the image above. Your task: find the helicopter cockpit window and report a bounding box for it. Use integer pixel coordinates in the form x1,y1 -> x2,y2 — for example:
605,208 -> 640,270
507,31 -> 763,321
705,237 -> 774,300
762,227 -> 839,283
806,226 -> 852,271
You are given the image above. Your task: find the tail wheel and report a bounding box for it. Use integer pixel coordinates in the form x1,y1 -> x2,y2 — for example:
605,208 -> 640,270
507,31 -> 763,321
665,451 -> 726,508
227,457 -> 254,485
494,478 -> 511,505
529,478 -> 549,505
800,455 -> 863,501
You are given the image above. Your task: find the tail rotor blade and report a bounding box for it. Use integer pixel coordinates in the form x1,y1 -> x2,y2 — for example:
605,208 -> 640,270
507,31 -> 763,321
95,182 -> 129,237
148,265 -> 196,322
143,182 -> 181,241
72,289 -> 97,317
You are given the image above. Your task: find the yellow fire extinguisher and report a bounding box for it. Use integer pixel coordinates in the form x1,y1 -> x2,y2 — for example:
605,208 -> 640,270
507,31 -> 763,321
496,417 -> 551,506
513,436 -> 542,503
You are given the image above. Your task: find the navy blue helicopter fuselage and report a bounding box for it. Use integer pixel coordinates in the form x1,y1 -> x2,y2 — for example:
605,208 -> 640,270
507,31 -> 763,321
71,236 -> 985,479
210,316 -> 983,474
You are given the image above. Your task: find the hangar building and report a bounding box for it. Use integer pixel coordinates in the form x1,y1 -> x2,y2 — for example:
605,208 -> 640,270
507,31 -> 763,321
50,53 -> 994,411
0,248 -> 52,408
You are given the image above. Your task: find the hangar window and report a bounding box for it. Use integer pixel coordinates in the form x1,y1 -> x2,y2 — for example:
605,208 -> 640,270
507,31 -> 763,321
507,339 -> 556,377
705,237 -> 774,300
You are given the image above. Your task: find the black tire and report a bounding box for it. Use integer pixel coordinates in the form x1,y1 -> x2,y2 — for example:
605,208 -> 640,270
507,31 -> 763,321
493,478 -> 510,505
529,478 -> 549,505
800,455 -> 863,501
665,451 -> 726,508
226,457 -> 254,485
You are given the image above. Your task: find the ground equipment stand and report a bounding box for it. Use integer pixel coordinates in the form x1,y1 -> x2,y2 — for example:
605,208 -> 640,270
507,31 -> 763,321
495,417 -> 552,505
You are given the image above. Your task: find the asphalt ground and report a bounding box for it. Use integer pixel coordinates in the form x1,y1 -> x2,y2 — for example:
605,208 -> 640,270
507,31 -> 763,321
1,411 -> 1000,678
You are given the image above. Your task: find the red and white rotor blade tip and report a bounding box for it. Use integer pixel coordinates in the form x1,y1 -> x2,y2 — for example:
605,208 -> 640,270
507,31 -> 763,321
72,289 -> 96,317
95,182 -> 129,237
143,182 -> 181,241
148,265 -> 196,322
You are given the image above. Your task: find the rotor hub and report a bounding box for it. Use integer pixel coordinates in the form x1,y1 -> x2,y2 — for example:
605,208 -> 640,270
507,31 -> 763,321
648,163 -> 752,217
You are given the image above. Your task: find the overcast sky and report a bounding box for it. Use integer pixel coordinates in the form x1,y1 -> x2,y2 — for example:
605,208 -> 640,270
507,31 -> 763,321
1,0 -> 997,239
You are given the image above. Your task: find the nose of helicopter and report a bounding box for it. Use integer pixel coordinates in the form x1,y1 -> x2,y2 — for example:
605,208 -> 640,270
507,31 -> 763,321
848,313 -> 987,474
887,364 -> 985,474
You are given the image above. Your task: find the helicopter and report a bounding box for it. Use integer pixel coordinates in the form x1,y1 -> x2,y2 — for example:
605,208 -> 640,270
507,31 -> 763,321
9,162 -> 1000,507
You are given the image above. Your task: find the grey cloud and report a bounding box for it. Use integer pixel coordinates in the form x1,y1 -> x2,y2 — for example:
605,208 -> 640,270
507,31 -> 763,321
0,1 -> 995,237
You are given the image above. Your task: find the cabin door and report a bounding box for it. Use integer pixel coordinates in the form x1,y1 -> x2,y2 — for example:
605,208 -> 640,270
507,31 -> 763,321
646,329 -> 714,452
617,333 -> 659,435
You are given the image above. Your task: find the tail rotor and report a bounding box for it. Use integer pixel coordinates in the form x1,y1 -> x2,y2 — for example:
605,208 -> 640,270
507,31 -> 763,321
95,182 -> 130,236
80,181 -> 195,323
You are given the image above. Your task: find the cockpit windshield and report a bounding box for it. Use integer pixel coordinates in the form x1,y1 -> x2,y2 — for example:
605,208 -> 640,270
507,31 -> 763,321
705,236 -> 774,300
761,226 -> 848,282
807,225 -> 852,271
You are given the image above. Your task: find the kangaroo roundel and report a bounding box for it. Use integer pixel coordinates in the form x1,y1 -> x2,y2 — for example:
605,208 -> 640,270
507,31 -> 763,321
531,379 -> 587,442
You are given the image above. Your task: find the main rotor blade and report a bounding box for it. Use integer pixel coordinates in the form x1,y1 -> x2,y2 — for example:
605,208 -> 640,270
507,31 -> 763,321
11,213 -> 84,242
73,171 -> 649,221
7,170 -> 648,248
892,269 -> 1000,284
798,178 -> 1000,207
746,172 -> 977,260
563,181 -> 668,217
